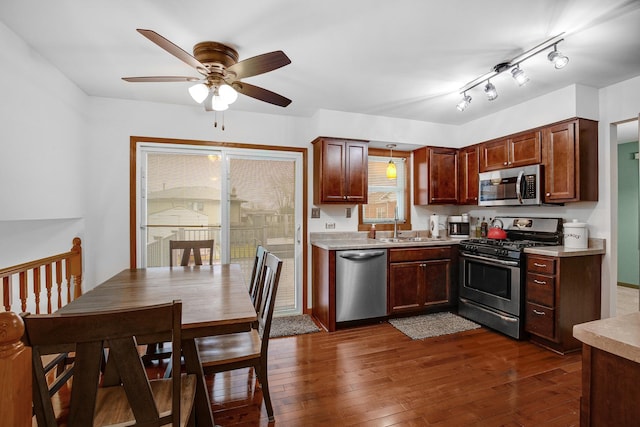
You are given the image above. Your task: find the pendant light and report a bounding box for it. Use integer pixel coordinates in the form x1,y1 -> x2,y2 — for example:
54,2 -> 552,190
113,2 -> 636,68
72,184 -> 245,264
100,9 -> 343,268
386,144 -> 397,179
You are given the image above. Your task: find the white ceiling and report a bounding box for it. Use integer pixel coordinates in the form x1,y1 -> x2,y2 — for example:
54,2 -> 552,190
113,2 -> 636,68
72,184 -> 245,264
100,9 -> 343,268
1,0 -> 640,127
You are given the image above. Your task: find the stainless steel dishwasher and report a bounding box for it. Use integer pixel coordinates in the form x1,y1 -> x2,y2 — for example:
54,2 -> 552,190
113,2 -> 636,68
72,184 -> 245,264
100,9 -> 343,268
335,249 -> 387,322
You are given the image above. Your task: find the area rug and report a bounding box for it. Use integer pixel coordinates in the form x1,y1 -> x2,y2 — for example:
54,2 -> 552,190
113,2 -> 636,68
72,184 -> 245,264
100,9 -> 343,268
388,312 -> 481,340
270,314 -> 321,338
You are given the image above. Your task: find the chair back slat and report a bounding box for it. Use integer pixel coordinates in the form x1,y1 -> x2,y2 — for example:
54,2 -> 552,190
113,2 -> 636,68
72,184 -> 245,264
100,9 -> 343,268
248,245 -> 268,310
169,239 -> 214,267
256,253 -> 283,345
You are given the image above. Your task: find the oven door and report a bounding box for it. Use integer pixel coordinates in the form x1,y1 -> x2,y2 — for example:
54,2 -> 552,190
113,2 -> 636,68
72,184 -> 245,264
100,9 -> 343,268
459,253 -> 522,316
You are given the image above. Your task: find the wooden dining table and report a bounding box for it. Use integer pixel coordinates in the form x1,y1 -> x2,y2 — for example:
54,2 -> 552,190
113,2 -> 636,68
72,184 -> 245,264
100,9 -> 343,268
56,264 -> 257,427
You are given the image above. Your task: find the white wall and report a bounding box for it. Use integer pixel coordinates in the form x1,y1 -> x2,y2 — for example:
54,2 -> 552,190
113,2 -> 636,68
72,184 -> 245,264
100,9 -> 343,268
0,21 -> 87,266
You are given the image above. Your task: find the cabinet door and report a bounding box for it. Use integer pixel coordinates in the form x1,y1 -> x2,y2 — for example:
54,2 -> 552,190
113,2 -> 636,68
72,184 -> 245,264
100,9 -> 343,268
319,139 -> 348,203
509,131 -> 541,168
542,121 -> 576,202
479,139 -> 509,172
344,141 -> 368,203
429,147 -> 458,204
388,261 -> 423,313
423,259 -> 451,306
458,146 -> 478,204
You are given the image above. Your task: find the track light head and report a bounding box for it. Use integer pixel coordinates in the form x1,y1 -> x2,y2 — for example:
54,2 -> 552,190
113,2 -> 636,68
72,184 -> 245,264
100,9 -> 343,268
484,81 -> 498,101
548,45 -> 569,69
456,93 -> 472,112
511,66 -> 530,86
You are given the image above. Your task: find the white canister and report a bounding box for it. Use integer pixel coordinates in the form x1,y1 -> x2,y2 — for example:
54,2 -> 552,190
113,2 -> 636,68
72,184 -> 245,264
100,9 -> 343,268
563,219 -> 589,249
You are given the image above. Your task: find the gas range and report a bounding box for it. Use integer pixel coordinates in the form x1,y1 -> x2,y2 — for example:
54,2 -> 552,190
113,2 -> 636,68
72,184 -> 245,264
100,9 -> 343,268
459,217 -> 563,262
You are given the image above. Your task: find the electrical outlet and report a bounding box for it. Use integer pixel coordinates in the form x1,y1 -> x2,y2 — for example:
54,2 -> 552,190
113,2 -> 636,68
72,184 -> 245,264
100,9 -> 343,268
325,222 -> 336,229
346,207 -> 351,218
311,207 -> 321,218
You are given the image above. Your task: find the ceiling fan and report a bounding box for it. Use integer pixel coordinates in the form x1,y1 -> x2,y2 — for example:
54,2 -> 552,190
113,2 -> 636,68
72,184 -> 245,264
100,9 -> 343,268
122,29 -> 292,112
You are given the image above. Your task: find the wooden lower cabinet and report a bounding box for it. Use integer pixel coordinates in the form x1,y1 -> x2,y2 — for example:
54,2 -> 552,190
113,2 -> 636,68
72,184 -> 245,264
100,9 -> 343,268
580,345 -> 640,426
388,247 -> 456,315
524,253 -> 602,354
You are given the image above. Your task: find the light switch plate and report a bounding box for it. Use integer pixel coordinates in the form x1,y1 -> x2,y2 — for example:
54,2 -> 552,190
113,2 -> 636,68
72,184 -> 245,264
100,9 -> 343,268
311,207 -> 321,218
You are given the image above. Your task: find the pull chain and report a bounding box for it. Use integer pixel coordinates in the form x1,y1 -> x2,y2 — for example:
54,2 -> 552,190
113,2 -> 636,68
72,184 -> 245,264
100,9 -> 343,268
213,111 -> 226,131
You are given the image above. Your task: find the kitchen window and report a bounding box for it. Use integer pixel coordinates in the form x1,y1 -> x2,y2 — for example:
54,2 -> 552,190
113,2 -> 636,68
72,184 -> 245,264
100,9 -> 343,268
358,148 -> 411,231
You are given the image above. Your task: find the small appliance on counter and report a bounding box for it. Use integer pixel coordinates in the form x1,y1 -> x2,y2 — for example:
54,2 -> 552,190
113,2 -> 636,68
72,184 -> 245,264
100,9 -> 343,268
563,219 -> 589,249
430,214 -> 445,238
448,215 -> 470,239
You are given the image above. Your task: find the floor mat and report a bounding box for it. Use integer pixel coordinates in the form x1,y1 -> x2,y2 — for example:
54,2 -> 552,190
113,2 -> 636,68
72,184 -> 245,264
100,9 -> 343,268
270,314 -> 321,338
388,312 -> 481,340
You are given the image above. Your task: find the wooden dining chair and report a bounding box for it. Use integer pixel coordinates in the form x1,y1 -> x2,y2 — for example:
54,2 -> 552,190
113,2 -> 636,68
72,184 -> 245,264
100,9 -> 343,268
145,239 -> 215,364
195,252 -> 283,422
23,301 -> 196,426
169,239 -> 214,267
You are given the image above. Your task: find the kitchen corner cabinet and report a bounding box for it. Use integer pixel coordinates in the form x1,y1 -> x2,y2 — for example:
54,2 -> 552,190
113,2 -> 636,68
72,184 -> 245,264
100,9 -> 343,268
388,247 -> 456,314
413,146 -> 458,205
541,118 -> 598,203
479,131 -> 541,172
524,253 -> 602,354
312,137 -> 368,204
458,145 -> 479,205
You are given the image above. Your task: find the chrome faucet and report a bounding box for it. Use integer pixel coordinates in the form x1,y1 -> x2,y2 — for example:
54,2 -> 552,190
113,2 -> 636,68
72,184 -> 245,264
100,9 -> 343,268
393,206 -> 399,239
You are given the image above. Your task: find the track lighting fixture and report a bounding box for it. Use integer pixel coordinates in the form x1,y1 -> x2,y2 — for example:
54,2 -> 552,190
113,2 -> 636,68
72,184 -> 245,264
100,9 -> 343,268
386,144 -> 397,179
511,65 -> 529,86
455,33 -> 569,112
456,93 -> 472,111
484,81 -> 498,101
547,45 -> 569,69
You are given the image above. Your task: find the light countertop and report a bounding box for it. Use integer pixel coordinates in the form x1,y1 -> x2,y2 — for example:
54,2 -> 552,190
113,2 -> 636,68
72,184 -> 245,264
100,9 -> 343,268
310,231 -> 460,250
524,238 -> 605,257
573,312 -> 640,363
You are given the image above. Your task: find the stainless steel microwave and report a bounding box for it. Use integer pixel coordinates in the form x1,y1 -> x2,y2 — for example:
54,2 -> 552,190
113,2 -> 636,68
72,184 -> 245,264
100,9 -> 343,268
478,164 -> 541,206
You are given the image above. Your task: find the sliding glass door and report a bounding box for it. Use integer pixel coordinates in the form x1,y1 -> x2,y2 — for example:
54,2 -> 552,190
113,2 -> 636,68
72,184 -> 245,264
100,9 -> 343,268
137,143 -> 303,315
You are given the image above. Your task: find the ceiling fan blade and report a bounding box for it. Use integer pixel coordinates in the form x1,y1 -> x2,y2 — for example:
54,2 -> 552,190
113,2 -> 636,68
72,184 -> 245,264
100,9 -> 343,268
122,76 -> 201,83
137,29 -> 208,74
227,51 -> 291,79
235,82 -> 292,107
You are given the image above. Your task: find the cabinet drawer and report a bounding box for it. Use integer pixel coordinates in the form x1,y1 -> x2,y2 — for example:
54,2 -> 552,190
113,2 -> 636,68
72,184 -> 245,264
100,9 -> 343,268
389,247 -> 451,262
526,255 -> 556,275
525,302 -> 555,340
526,273 -> 555,307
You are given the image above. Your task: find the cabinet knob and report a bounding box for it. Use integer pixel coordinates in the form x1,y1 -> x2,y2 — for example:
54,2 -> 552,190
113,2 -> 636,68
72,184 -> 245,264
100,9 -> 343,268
503,162 -> 508,165
546,193 -> 551,197
508,161 -> 512,165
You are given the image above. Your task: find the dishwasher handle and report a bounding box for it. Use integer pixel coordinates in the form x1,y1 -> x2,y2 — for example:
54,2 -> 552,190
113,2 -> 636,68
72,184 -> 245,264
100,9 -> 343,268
338,250 -> 386,261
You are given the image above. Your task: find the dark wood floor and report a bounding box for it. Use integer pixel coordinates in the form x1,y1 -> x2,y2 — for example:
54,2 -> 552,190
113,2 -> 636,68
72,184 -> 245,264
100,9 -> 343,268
209,322 -> 582,426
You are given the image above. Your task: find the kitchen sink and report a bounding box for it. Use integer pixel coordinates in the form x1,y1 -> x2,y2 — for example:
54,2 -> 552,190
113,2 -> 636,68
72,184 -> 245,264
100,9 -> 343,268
377,236 -> 427,243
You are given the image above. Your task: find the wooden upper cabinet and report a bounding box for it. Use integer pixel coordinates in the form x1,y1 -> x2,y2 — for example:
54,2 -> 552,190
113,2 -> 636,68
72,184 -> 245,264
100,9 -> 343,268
479,131 -> 541,172
312,137 -> 368,204
413,146 -> 458,205
541,118 -> 598,203
458,145 -> 479,205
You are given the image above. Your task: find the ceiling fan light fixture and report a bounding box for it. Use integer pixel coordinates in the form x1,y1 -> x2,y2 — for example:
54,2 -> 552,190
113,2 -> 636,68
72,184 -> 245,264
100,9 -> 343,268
511,66 -> 530,86
484,81 -> 498,101
218,84 -> 238,105
456,93 -> 472,111
211,95 -> 229,111
548,45 -> 569,69
188,83 -> 209,103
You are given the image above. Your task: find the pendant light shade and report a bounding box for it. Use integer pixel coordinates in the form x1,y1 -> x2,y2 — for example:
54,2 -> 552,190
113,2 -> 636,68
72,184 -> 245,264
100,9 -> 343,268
386,144 -> 397,179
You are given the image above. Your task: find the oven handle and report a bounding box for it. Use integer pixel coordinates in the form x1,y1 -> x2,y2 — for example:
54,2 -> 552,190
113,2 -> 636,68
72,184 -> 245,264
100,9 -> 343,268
459,298 -> 518,323
516,170 -> 524,204
460,252 -> 520,267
